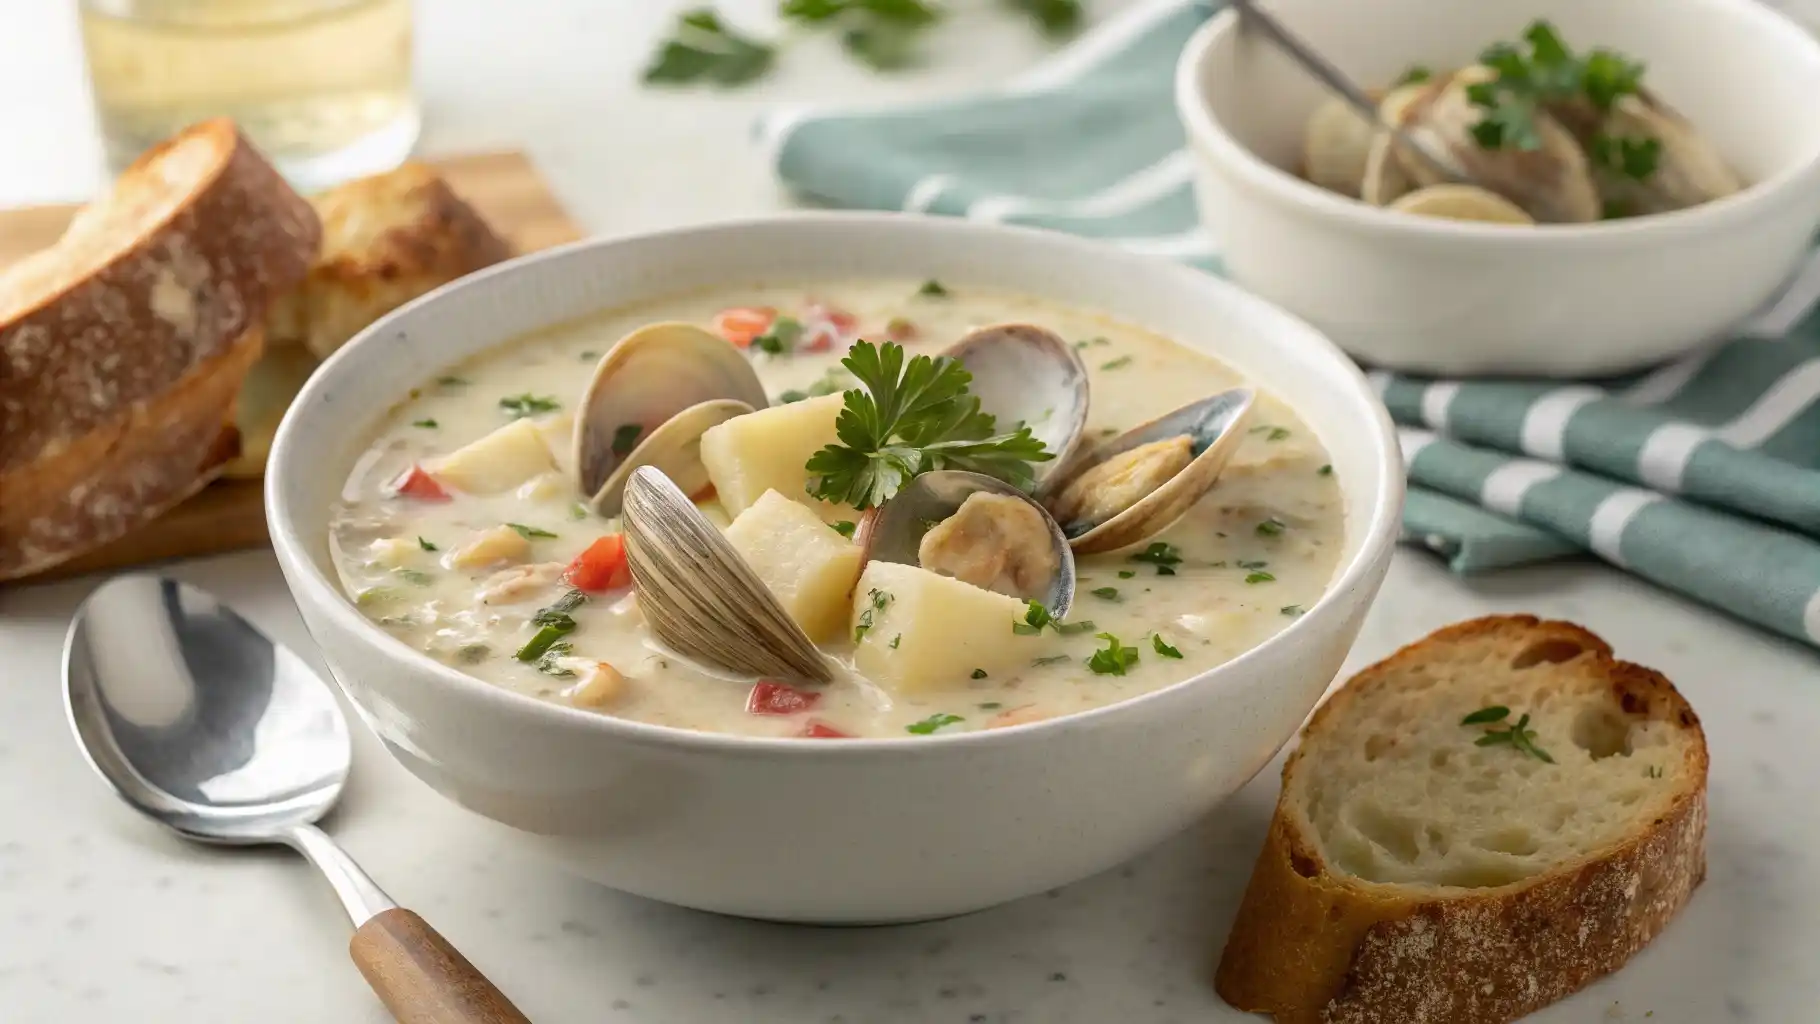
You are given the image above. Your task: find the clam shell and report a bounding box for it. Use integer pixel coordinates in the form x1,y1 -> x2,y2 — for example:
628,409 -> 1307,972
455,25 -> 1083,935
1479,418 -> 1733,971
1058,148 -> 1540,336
1045,387 -> 1256,555
1390,184 -> 1535,225
586,398 -> 754,517
573,322 -> 769,499
1359,83 -> 1430,206
1303,96 -> 1379,198
621,466 -> 833,684
858,470 -> 1076,617
942,324 -> 1088,482
1590,94 -> 1743,216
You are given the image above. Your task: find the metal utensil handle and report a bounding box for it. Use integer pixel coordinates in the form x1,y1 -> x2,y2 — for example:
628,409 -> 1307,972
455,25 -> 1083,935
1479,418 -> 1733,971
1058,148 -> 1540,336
1228,0 -> 1465,184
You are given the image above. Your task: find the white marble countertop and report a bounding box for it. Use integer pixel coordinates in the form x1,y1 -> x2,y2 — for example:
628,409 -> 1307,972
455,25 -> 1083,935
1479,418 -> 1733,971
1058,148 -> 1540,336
3,3 -> 1818,1022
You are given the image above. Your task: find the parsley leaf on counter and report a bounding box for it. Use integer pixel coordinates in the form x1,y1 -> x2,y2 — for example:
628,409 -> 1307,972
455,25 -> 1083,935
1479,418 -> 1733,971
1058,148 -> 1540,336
805,340 -> 1052,508
643,9 -> 775,87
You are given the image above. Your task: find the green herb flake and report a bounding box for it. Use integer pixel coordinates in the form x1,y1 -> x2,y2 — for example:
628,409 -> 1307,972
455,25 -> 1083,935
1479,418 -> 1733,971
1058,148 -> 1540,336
412,418 -> 438,429
854,588 -> 893,642
918,279 -> 949,298
1015,600 -> 1054,635
831,520 -> 858,538
1469,709 -> 1555,763
907,712 -> 965,735
1100,355 -> 1133,371
1395,64 -> 1433,86
1004,0 -> 1084,39
455,643 -> 491,665
1249,425 -> 1291,442
777,389 -> 809,404
570,503 -> 590,520
751,316 -> 804,356
970,668 -> 988,679
1032,654 -> 1071,667
1151,634 -> 1183,659
515,624 -> 571,663
1237,560 -> 1269,570
889,634 -> 901,649
1056,619 -> 1096,636
1130,542 -> 1182,568
1591,133 -> 1661,181
1245,570 -> 1276,584
1087,633 -> 1140,676
1280,604 -> 1306,618
579,350 -> 599,361
977,701 -> 1003,710
1117,570 -> 1136,579
1256,517 -> 1286,537
643,8 -> 776,87
355,587 -> 399,608
393,568 -> 434,587
611,424 -> 644,458
1461,705 -> 1511,725
499,393 -> 560,419
1090,586 -> 1121,602
417,536 -> 437,552
436,375 -> 469,387
1318,464 -> 1333,476
507,523 -> 557,540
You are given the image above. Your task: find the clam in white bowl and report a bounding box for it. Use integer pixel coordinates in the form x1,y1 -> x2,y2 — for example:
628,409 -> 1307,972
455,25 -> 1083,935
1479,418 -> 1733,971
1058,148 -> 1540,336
1175,0 -> 1820,377
266,214 -> 1402,923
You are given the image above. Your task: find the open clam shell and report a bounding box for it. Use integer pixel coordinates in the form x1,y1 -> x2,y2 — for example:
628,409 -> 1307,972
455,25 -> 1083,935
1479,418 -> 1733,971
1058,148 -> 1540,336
858,470 -> 1076,618
1390,184 -> 1535,225
621,466 -> 833,685
585,398 -> 754,517
573,322 -> 769,504
1586,94 -> 1743,216
942,324 -> 1088,483
1043,387 -> 1256,556
1303,95 -> 1380,198
1359,83 -> 1430,207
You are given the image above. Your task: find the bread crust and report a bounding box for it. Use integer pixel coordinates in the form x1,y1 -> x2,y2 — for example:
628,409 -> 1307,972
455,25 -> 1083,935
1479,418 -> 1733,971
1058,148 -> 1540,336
1215,615 -> 1709,1024
0,119 -> 319,578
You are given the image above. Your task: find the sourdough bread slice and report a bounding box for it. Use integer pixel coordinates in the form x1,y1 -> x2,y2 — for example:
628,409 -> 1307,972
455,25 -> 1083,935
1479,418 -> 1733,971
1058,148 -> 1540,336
0,119 -> 319,578
1215,615 -> 1708,1024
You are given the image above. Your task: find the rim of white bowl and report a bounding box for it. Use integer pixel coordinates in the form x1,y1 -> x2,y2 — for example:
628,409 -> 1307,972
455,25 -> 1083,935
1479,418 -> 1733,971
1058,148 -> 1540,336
1174,0 -> 1820,245
267,212 -> 1405,757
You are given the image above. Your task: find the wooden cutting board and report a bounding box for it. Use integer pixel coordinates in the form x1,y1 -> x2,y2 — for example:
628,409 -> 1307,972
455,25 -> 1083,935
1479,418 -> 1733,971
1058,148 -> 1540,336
2,151 -> 583,584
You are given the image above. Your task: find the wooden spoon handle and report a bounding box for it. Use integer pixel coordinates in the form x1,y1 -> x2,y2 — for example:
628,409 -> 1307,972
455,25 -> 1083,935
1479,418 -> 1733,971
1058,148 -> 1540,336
349,908 -> 532,1023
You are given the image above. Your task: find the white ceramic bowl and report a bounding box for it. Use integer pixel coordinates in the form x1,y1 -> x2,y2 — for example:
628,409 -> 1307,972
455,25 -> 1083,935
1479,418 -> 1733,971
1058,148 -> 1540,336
1175,0 -> 1820,377
266,213 -> 1402,923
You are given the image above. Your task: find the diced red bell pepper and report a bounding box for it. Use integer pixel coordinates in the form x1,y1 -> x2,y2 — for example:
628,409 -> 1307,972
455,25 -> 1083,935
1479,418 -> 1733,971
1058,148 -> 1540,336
746,681 -> 821,716
800,328 -> 835,353
566,534 -> 632,592
713,306 -> 776,349
690,483 -> 718,503
390,464 -> 450,502
806,302 -> 858,333
885,316 -> 918,342
798,721 -> 851,738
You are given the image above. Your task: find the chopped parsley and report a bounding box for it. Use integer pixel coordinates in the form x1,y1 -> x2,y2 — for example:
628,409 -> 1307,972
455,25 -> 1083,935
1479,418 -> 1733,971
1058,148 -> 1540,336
393,568 -> 434,587
1280,604 -> 1306,617
611,424 -> 643,457
1245,570 -> 1276,584
1087,633 -> 1140,676
517,592 -> 586,664
643,9 -> 775,86
435,375 -> 469,387
1467,21 -> 1646,152
499,393 -> 560,418
918,279 -> 949,297
1013,600 -> 1094,635
889,634 -> 901,649
1394,64 -> 1433,86
1032,654 -> 1071,667
831,520 -> 858,538
1117,570 -> 1136,579
1130,542 -> 1182,576
412,418 -> 438,429
1462,706 -> 1555,763
1090,586 -> 1121,602
1249,425 -> 1291,442
977,701 -> 1003,710
1590,133 -> 1662,181
1100,355 -> 1133,371
507,523 -> 557,540
355,587 -> 398,607
455,643 -> 490,664
1318,464 -> 1333,476
751,316 -> 804,355
970,668 -> 988,679
777,389 -> 809,404
1237,559 -> 1269,570
1256,517 -> 1286,537
854,588 -> 892,642
516,625 -> 572,663
1150,634 -> 1183,659
579,350 -> 599,361
416,536 -> 437,551
570,502 -> 591,520
907,713 -> 965,735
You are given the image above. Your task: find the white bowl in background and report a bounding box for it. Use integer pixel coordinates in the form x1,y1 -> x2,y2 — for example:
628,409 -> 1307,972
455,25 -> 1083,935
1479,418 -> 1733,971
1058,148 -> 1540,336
266,213 -> 1403,923
1175,0 -> 1820,377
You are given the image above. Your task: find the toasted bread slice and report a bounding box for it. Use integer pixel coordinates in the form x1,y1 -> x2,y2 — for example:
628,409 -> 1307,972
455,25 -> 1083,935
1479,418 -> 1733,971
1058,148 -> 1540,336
1215,615 -> 1708,1024
264,161 -> 511,361
0,119 -> 319,579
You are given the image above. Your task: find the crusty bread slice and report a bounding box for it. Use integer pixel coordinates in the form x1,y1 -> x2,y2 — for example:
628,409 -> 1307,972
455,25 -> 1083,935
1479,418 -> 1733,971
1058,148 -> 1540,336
1216,615 -> 1708,1024
0,119 -> 319,579
264,161 -> 512,362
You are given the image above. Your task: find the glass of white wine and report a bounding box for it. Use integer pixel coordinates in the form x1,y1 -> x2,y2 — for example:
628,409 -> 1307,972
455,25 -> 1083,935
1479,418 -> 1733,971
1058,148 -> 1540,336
78,0 -> 420,191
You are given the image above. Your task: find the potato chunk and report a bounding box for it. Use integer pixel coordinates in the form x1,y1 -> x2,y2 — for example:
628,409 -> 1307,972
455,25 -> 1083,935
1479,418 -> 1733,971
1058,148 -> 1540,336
725,489 -> 863,643
450,524 -> 531,568
1049,434 -> 1192,529
918,492 -> 1059,601
432,418 -> 555,494
850,562 -> 1054,696
699,394 -> 855,522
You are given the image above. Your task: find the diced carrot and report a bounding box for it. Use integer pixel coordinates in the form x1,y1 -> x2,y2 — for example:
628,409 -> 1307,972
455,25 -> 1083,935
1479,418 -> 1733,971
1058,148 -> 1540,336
566,534 -> 632,592
390,464 -> 451,502
799,721 -> 851,738
800,328 -> 834,353
713,306 -> 776,349
747,681 -> 821,716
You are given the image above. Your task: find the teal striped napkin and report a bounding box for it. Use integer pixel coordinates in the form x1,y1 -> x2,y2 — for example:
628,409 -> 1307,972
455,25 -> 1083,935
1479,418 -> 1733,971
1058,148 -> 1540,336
757,0 -> 1820,649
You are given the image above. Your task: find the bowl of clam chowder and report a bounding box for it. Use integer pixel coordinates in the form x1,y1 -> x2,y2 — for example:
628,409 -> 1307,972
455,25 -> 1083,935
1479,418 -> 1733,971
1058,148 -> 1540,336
267,213 -> 1403,922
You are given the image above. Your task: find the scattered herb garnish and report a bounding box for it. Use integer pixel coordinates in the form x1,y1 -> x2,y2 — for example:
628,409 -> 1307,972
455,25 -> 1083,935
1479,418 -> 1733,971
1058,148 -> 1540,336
1318,464 -> 1333,476
978,701 -> 1003,710
611,424 -> 644,458
907,712 -> 965,735
643,9 -> 775,86
1237,560 -> 1269,570
507,523 -> 557,540
751,316 -> 804,355
499,393 -> 560,418
579,350 -> 599,361
1462,705 -> 1555,763
831,520 -> 858,538
1057,619 -> 1096,635
1003,0 -> 1084,38
970,668 -> 989,679
1256,517 -> 1286,537
1150,634 -> 1183,659
854,588 -> 892,642
918,279 -> 949,298
1245,570 -> 1276,584
436,375 -> 469,387
1467,20 -> 1647,153
534,641 -> 577,676
393,568 -> 434,587
1100,355 -> 1133,371
517,592 -> 587,664
356,587 -> 398,608
1013,600 -> 1053,635
1090,586 -> 1121,601
1395,64 -> 1433,87
1249,425 -> 1291,442
1032,654 -> 1071,667
516,625 -> 572,663
1590,133 -> 1661,181
1087,633 -> 1140,676
889,634 -> 901,649
805,340 -> 1051,508
456,643 -> 491,664
412,418 -> 438,429
1646,765 -> 1663,779
417,536 -> 437,552
1117,569 -> 1136,579
777,389 -> 810,404
1130,542 -> 1182,569
570,502 -> 591,520
1280,604 -> 1306,617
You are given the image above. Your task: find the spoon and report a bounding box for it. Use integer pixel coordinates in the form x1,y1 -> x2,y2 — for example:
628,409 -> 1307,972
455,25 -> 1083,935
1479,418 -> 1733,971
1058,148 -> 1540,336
1227,0 -> 1467,187
63,574 -> 531,1024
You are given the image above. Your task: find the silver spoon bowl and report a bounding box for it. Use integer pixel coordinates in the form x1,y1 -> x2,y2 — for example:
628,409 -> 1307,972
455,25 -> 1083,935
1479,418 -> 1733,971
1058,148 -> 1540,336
64,574 -> 529,1024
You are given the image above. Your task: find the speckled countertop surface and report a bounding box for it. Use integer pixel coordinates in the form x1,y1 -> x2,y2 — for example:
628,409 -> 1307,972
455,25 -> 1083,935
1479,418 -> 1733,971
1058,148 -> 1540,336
3,2 -> 1819,1022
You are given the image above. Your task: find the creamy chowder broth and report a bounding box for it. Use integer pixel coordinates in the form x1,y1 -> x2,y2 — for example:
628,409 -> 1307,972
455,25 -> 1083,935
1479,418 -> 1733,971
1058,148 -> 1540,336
330,279 -> 1345,738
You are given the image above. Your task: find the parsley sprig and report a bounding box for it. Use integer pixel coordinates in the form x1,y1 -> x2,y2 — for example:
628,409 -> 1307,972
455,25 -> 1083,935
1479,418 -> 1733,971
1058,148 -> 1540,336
1462,705 -> 1556,763
1467,20 -> 1647,154
805,340 -> 1051,509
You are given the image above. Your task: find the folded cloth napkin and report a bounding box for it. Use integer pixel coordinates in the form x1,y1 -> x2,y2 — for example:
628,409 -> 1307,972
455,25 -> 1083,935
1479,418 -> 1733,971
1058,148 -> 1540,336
757,0 -> 1820,649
